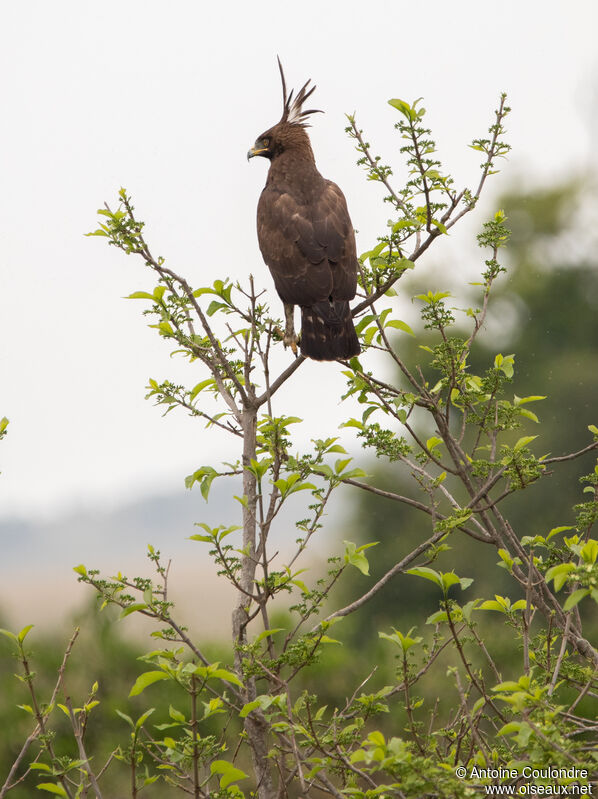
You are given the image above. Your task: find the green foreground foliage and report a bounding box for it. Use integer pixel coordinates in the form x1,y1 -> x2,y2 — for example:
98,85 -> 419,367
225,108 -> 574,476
2,93 -> 597,798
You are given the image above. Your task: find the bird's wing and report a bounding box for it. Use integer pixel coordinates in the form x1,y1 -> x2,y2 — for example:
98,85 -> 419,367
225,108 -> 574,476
257,180 -> 357,306
316,181 -> 358,301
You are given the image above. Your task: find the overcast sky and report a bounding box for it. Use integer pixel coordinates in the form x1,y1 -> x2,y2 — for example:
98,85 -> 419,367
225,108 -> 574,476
1,0 -> 597,520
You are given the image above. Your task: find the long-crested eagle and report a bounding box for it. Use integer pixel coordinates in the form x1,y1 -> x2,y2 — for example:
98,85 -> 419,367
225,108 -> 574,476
247,60 -> 361,361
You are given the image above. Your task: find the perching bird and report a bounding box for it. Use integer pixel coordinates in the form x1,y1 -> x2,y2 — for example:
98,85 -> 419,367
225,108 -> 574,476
247,60 -> 361,361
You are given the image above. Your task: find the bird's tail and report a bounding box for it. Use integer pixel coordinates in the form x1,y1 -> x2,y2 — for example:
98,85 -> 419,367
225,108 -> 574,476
300,300 -> 361,361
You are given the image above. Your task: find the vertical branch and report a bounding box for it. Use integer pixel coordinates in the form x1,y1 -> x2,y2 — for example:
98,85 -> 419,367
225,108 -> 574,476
62,696 -> 104,799
232,401 -> 275,799
522,552 -> 534,676
191,674 -> 200,799
19,648 -> 75,799
402,651 -> 425,756
131,742 -> 137,799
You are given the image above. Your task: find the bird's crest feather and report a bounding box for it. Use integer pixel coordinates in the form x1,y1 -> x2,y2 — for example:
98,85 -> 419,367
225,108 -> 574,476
277,56 -> 322,127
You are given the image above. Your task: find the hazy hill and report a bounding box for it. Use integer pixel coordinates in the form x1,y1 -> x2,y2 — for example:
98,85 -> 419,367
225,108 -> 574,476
0,481 -> 346,636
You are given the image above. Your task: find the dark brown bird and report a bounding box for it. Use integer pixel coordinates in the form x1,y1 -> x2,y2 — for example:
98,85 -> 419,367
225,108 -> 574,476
247,60 -> 361,361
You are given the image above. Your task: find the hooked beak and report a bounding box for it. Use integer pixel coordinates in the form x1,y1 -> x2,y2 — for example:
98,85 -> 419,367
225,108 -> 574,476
247,145 -> 268,161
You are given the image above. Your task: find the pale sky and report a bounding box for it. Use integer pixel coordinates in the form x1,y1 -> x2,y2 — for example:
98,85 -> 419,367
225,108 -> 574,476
1,0 -> 597,519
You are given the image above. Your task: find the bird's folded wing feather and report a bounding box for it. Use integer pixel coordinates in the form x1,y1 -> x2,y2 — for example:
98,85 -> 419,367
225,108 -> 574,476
257,180 -> 357,306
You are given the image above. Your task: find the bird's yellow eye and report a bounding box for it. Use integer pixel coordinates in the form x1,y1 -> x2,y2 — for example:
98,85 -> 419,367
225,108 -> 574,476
262,138 -> 270,148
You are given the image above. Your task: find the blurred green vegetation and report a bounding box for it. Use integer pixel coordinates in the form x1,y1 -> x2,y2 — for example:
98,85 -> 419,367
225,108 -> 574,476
0,603 -> 233,797
323,175 -> 598,709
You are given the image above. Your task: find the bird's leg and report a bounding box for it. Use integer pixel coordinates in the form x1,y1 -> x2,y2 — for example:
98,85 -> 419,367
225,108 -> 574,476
283,303 -> 299,355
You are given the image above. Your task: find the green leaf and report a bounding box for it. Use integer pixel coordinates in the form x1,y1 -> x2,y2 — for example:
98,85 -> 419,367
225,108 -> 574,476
190,379 -> 215,400
388,98 -> 416,120
513,435 -> 537,452
494,353 -> 515,378
341,467 -> 368,480
207,300 -> 230,316
426,436 -> 443,453
120,603 -> 148,619
354,314 -> 376,334
517,408 -> 539,424
385,319 -> 415,336
497,721 -> 521,737
497,549 -> 514,570
425,609 -> 449,624
367,730 -> 386,746
335,458 -> 353,474
209,668 -> 243,688
441,572 -> 462,591
273,475 -> 316,498
210,760 -> 248,788
415,290 -> 451,304
185,465 -> 219,499
73,564 -> 87,577
339,418 -> 364,430
17,625 -> 34,643
36,786 -> 68,797
392,219 -> 417,232
480,598 -> 508,613
514,395 -> 546,406
472,697 -> 486,714
125,291 -> 155,300
545,562 -> 576,592
580,539 -> 598,564
461,599 -> 480,622
343,540 -> 377,576
379,627 -> 422,653
129,670 -> 169,697
405,567 -> 443,589
157,321 -> 173,336
246,457 -> 272,481
85,229 -> 109,237
135,708 -> 156,729
255,628 -> 284,644
239,699 -> 261,718
563,588 -> 590,611
492,680 -> 522,693
515,722 -> 533,747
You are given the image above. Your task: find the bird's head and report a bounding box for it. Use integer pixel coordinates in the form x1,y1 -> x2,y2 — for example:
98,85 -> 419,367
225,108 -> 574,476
247,123 -> 313,161
247,57 -> 322,162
